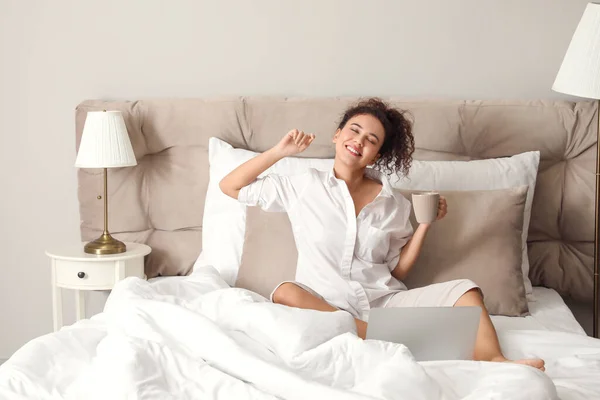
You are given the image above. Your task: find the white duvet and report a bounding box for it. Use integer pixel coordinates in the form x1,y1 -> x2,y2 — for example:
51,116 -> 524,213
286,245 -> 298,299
1,267 -> 599,400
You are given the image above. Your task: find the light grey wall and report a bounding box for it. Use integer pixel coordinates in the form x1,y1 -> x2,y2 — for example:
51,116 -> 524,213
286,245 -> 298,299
0,0 -> 593,358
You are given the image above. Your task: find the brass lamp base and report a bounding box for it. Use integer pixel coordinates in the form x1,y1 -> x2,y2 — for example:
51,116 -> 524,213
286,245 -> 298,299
84,232 -> 126,255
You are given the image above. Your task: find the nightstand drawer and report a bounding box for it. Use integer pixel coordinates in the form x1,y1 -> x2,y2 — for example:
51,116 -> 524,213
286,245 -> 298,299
54,260 -> 116,288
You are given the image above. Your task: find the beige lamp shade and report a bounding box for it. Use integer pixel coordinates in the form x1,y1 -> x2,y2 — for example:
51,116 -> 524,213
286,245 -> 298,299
75,110 -> 137,168
553,2 -> 600,99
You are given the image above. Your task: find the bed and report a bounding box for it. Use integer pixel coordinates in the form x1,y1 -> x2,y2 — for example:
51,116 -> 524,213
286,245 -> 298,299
1,97 -> 599,399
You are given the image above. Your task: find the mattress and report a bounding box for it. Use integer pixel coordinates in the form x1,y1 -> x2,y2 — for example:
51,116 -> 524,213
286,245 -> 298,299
491,287 -> 586,335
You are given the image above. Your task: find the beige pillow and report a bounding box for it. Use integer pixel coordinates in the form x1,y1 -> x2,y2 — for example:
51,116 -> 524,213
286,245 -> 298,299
398,185 -> 529,317
236,206 -> 298,299
237,186 -> 529,317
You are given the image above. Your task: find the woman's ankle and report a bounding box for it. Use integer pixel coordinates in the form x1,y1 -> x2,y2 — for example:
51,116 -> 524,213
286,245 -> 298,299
355,319 -> 367,339
472,352 -> 507,362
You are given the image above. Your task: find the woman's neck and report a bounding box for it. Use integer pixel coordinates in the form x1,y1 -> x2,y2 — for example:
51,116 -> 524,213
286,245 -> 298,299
333,164 -> 365,192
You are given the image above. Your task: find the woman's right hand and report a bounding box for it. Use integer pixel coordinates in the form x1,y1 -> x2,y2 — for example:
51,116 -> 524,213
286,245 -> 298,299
273,129 -> 315,157
220,129 -> 315,199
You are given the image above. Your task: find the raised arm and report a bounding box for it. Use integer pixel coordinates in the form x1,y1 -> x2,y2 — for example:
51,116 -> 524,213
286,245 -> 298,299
219,129 -> 315,200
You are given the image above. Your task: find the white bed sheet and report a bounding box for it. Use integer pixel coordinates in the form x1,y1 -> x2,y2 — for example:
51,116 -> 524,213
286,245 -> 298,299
0,271 -> 598,400
491,287 -> 587,336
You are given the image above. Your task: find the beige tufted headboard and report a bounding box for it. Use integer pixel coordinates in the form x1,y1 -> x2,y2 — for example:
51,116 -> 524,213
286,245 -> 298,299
75,97 -> 597,305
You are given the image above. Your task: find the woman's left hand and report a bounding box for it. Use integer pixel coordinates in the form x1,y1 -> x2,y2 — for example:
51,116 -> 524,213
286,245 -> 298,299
436,196 -> 448,220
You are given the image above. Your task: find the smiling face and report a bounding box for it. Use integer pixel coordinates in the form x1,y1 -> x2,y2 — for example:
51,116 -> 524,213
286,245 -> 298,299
333,114 -> 386,170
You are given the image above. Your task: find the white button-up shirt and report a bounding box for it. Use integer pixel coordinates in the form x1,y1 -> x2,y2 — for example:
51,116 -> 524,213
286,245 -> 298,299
238,168 -> 414,320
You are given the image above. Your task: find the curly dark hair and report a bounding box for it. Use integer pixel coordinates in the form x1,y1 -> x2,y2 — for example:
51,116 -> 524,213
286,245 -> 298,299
337,98 -> 415,177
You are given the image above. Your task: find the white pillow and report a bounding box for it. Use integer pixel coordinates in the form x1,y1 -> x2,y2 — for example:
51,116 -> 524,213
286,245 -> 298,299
196,137 -> 539,300
195,137 -> 333,285
389,151 -> 540,301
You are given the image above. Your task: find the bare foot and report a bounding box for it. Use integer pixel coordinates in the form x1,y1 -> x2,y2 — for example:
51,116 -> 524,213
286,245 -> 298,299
491,356 -> 546,372
512,358 -> 546,372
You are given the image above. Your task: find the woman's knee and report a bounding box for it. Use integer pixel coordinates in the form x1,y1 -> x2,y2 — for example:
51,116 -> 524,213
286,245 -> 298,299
454,282 -> 484,306
457,279 -> 482,297
272,282 -> 299,305
456,289 -> 484,307
462,287 -> 483,299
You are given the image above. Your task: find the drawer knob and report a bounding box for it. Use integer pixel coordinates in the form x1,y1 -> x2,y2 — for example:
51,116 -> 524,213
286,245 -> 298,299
77,272 -> 85,279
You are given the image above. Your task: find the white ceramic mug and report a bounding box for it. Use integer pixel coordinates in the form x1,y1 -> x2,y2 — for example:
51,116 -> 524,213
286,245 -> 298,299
411,192 -> 440,224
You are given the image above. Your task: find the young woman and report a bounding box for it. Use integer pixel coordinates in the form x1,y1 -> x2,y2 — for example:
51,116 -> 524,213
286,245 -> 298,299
220,98 -> 544,371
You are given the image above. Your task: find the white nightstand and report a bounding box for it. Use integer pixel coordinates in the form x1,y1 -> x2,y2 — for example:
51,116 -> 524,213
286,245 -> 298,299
45,242 -> 151,331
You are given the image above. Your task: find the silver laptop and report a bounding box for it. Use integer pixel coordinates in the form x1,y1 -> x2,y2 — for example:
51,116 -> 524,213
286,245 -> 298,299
366,306 -> 481,361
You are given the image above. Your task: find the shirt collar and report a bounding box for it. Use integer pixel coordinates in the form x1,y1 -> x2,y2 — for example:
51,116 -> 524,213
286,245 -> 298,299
365,167 -> 395,198
327,167 -> 338,186
327,167 -> 395,199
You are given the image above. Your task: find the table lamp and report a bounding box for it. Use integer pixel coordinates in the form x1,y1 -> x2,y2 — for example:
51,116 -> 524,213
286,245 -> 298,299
75,110 -> 137,255
552,2 -> 600,338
